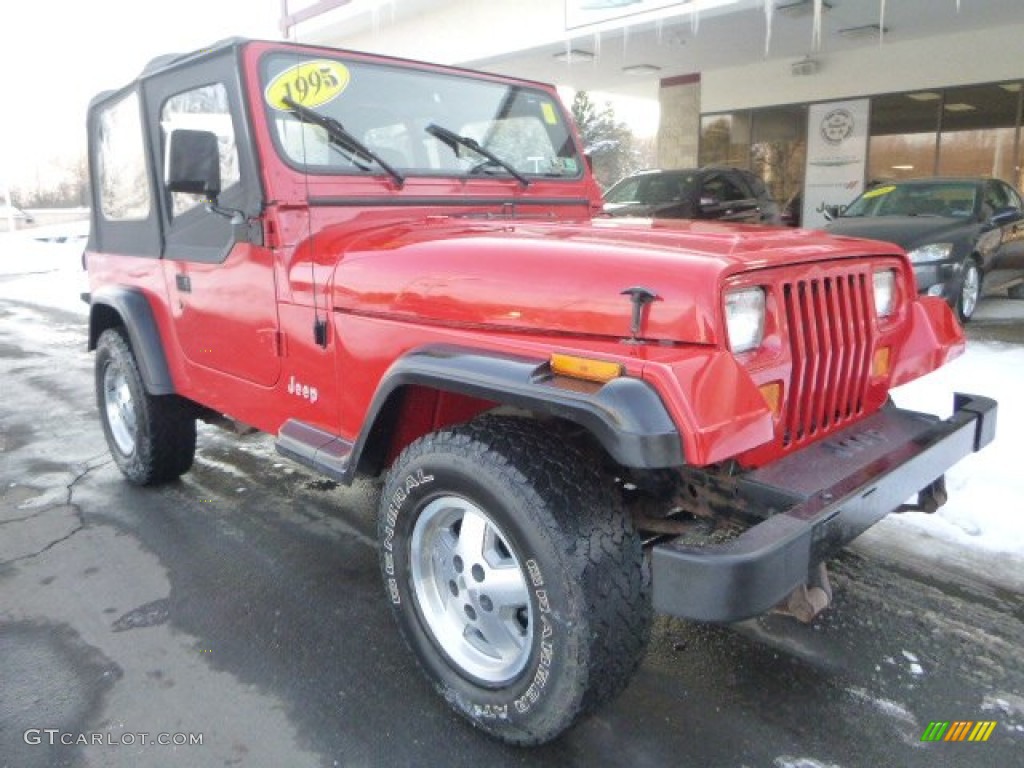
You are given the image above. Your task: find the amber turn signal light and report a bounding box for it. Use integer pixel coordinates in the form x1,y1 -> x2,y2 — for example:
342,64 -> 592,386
550,354 -> 623,383
872,347 -> 891,378
759,381 -> 783,417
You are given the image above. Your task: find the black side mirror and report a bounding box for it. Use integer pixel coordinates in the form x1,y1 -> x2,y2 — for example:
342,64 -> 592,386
990,205 -> 1022,227
166,129 -> 221,199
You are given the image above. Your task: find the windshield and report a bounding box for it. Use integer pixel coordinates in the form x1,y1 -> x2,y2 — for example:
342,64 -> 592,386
604,174 -> 696,205
260,53 -> 582,180
842,182 -> 978,218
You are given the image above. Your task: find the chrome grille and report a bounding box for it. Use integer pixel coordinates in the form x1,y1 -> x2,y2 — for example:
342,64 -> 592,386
781,270 -> 874,447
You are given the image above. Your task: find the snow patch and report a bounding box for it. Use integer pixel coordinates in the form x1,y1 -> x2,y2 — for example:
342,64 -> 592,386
846,687 -> 918,728
774,758 -> 844,768
900,650 -> 925,677
982,692 -> 1024,728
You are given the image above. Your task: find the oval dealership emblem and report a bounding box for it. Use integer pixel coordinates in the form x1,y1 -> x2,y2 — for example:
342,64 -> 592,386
820,108 -> 855,146
265,59 -> 350,112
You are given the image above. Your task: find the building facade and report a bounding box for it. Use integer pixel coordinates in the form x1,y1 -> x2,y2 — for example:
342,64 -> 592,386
285,0 -> 1024,227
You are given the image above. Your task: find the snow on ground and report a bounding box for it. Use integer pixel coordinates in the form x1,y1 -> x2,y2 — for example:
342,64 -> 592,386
888,341 -> 1024,555
0,222 -> 90,316
1,224 -> 1022,585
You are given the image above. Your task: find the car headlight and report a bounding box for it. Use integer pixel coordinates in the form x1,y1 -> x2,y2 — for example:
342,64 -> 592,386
725,288 -> 765,353
873,269 -> 898,318
906,243 -> 953,264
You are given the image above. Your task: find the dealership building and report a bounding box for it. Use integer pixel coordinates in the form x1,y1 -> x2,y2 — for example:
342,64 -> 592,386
284,0 -> 1024,227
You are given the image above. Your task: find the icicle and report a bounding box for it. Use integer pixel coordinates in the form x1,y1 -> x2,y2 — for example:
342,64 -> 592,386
957,0 -> 961,11
656,18 -> 664,44
879,0 -> 887,45
691,7 -> 700,36
764,0 -> 774,57
812,0 -> 823,51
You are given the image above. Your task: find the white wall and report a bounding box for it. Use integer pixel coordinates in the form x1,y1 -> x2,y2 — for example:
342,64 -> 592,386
301,0 -> 566,66
703,22 -> 1024,113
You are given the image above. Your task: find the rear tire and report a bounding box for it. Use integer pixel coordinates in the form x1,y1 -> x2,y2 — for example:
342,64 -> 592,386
95,328 -> 196,485
378,415 -> 650,745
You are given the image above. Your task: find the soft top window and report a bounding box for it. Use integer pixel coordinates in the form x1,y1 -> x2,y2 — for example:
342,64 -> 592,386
97,91 -> 151,221
160,82 -> 240,218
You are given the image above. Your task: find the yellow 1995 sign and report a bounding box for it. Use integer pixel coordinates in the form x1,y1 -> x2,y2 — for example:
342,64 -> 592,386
265,59 -> 350,111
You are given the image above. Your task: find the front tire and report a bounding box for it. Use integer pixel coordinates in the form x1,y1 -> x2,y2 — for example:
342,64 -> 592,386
379,416 -> 650,745
956,259 -> 981,323
95,328 -> 196,485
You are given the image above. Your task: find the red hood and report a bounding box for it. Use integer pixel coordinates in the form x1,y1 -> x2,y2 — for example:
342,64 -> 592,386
327,217 -> 902,345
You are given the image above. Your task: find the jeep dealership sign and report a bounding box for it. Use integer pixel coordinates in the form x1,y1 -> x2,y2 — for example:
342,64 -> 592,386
802,98 -> 869,229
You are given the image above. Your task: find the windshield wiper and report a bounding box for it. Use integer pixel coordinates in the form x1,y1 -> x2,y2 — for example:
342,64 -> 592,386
282,97 -> 405,188
425,123 -> 530,188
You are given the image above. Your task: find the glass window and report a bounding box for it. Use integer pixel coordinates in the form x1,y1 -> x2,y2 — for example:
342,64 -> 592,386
702,173 -> 746,202
1018,125 -> 1024,192
97,91 -> 151,221
983,180 -> 1009,212
1003,181 -> 1023,210
605,176 -> 641,204
260,54 -> 581,180
750,105 -> 806,206
938,83 -> 1020,182
868,91 -> 940,182
161,83 -> 240,217
699,113 -> 751,168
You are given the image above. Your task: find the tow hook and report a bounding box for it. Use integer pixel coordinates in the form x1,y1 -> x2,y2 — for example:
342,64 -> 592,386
774,563 -> 832,623
896,476 -> 948,514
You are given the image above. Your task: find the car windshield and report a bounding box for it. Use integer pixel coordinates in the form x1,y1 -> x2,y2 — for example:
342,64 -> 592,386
842,182 -> 978,218
605,174 -> 696,205
260,52 -> 582,180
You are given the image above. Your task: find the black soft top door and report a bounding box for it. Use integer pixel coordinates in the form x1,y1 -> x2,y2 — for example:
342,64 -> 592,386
141,47 -> 263,263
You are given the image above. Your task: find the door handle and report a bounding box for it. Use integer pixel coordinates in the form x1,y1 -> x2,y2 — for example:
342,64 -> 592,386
176,274 -> 192,293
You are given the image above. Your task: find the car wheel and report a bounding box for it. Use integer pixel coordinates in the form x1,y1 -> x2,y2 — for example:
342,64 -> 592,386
379,415 -> 650,745
95,328 -> 196,485
1008,282 -> 1024,300
956,259 -> 981,323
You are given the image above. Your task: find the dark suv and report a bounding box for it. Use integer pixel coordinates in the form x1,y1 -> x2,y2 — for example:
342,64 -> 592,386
602,167 -> 781,224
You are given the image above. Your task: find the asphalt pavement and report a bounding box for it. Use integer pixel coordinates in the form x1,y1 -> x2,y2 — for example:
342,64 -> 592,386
1,294 -> 1022,768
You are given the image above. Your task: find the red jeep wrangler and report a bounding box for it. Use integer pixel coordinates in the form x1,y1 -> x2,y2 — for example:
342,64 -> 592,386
84,38 -> 996,744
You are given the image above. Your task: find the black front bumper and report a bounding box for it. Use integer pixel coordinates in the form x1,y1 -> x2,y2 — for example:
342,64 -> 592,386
651,393 -> 997,623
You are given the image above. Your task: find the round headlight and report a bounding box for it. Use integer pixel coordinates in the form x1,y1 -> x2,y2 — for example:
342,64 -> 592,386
725,288 -> 766,353
873,269 -> 898,318
906,243 -> 953,264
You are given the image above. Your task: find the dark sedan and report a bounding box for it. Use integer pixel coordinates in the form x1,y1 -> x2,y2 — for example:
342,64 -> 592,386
825,177 -> 1024,322
602,167 -> 781,224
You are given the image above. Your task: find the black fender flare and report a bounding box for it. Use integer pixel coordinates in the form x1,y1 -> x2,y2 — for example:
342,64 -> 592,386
88,286 -> 175,395
352,345 -> 684,475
